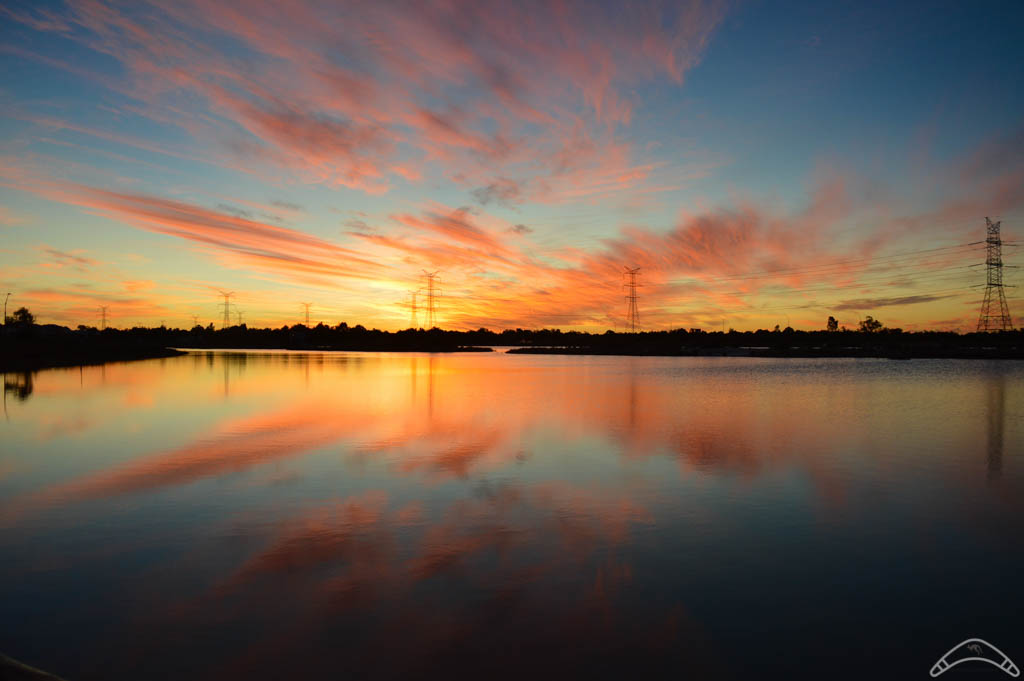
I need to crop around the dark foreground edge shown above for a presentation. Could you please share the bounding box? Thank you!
[0,653,67,681]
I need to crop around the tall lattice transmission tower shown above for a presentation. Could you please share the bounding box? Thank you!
[301,302,312,326]
[422,271,439,328]
[99,305,109,330]
[217,290,234,328]
[976,217,1014,332]
[623,267,641,332]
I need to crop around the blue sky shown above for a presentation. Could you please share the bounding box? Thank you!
[1,0,1022,330]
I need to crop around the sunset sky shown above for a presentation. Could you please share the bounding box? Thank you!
[1,0,1022,331]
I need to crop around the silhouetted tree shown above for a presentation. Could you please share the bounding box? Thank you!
[859,316,883,333]
[827,316,839,332]
[11,307,34,325]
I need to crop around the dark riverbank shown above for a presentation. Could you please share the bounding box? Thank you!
[2,322,1021,371]
[507,346,1024,359]
[2,344,186,372]
[505,327,1024,359]
[0,323,492,372]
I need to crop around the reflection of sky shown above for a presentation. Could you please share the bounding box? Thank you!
[1,353,1023,678]
[1,1,1023,331]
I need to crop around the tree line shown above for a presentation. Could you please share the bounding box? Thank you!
[2,306,1022,369]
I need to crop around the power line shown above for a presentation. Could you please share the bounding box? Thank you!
[704,264,979,298]
[675,273,976,308]
[674,284,977,318]
[656,263,985,319]
[651,252,985,316]
[666,243,981,286]
[518,263,976,331]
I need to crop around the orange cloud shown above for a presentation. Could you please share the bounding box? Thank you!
[2,134,1020,331]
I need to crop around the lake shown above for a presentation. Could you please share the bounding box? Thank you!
[2,352,1022,679]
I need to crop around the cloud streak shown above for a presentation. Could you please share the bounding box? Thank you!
[6,0,727,199]
[0,157,1011,331]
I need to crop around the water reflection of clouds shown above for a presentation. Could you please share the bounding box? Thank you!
[7,400,376,511]
[9,353,1020,519]
[126,481,682,680]
[4,353,1022,679]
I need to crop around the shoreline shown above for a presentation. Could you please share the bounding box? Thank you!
[3,322,1022,372]
[0,347,187,373]
[506,346,1024,359]
[4,344,1023,373]
[174,345,494,354]
[1,346,497,373]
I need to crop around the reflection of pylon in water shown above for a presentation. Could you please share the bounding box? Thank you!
[623,267,641,332]
[987,374,1005,481]
[976,217,1014,331]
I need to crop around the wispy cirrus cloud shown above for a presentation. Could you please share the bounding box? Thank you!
[2,116,1022,330]
[831,294,958,312]
[40,246,99,269]
[5,0,727,199]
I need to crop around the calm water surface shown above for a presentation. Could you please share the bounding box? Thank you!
[2,352,1022,679]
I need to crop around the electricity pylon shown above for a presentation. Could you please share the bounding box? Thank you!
[301,302,312,326]
[422,271,439,329]
[623,267,641,332]
[99,305,109,330]
[976,217,1014,331]
[217,290,234,329]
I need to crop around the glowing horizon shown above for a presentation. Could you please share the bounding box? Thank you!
[1,0,1022,332]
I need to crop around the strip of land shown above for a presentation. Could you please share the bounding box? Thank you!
[2,322,1021,372]
[0,323,493,372]
[503,327,1024,358]
[506,345,1022,359]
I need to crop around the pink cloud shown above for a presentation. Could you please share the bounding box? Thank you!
[2,123,1021,331]
[7,0,728,198]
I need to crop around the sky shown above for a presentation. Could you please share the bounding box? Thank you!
[1,0,1022,332]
